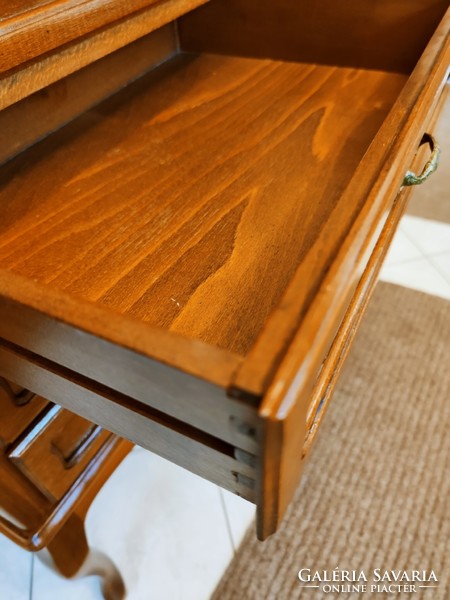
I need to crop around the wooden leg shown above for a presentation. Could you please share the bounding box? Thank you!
[38,512,125,600]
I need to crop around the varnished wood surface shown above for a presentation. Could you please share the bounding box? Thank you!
[0,0,447,545]
[0,0,207,74]
[0,380,48,448]
[0,54,406,358]
[0,26,177,165]
[9,404,110,500]
[0,278,253,451]
[0,343,257,502]
[0,454,51,535]
[180,0,449,74]
[235,7,450,397]
[0,1,206,111]
[255,15,450,537]
[0,432,132,551]
[257,158,415,540]
[41,511,126,599]
[304,83,450,450]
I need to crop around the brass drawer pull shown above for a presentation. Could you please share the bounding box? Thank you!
[402,133,441,186]
[51,423,104,469]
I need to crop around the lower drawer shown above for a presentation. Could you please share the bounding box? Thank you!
[8,404,111,501]
[0,344,256,503]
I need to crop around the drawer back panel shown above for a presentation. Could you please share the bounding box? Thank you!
[179,0,449,73]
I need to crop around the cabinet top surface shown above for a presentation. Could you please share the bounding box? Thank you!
[0,0,160,23]
[0,0,198,74]
[1,0,51,20]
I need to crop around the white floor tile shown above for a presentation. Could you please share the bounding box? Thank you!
[32,557,102,600]
[219,489,255,551]
[382,229,423,266]
[86,449,234,600]
[0,533,32,600]
[380,256,450,300]
[428,252,450,284]
[32,449,234,600]
[400,215,450,256]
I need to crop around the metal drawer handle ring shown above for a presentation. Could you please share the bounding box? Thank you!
[402,133,441,187]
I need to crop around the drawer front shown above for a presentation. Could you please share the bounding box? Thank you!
[0,376,49,449]
[257,77,450,540]
[8,404,111,500]
[304,81,450,456]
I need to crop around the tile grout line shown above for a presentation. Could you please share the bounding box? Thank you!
[427,254,450,286]
[28,553,34,600]
[419,254,450,289]
[382,253,450,279]
[398,218,450,286]
[384,254,429,268]
[218,488,236,555]
[380,261,450,292]
[423,248,450,260]
[401,215,450,257]
[400,219,433,258]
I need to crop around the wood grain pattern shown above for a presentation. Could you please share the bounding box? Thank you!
[0,0,447,545]
[9,404,110,500]
[0,53,406,358]
[0,454,51,535]
[257,160,414,540]
[179,0,449,74]
[0,0,205,74]
[304,83,450,450]
[0,433,132,551]
[235,7,450,398]
[0,25,177,165]
[0,279,254,452]
[0,343,257,502]
[255,23,450,537]
[0,380,48,448]
[0,0,207,111]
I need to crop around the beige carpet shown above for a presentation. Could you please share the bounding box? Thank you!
[213,282,450,600]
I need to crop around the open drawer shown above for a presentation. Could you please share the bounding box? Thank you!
[0,1,448,539]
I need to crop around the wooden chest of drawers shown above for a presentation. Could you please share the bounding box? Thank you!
[0,0,448,540]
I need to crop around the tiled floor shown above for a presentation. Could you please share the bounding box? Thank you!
[380,215,450,300]
[1,109,449,600]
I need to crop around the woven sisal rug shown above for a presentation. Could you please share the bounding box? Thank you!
[213,282,450,600]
